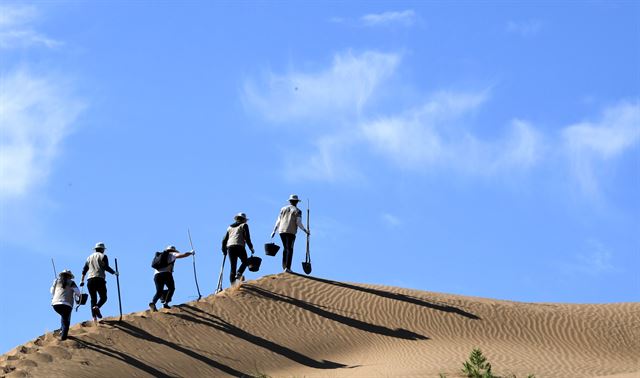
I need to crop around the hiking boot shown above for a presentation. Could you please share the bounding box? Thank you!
[163,303,171,309]
[149,302,157,312]
[284,268,292,273]
[235,273,245,282]
[92,306,102,319]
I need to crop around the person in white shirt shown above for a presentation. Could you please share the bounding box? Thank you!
[149,245,194,311]
[80,242,118,323]
[271,194,309,272]
[50,270,81,340]
[221,212,255,284]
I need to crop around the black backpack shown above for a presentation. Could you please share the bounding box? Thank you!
[151,250,170,269]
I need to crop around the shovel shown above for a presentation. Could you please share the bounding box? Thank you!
[302,199,312,275]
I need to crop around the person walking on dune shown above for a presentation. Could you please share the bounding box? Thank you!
[271,194,309,273]
[80,242,118,323]
[50,269,81,340]
[222,212,255,285]
[149,245,194,311]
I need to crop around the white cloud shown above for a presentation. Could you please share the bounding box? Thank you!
[0,4,61,49]
[283,134,363,182]
[562,101,640,195]
[381,213,401,227]
[361,10,417,27]
[243,51,400,122]
[506,19,542,37]
[560,239,616,276]
[361,90,543,175]
[0,70,84,199]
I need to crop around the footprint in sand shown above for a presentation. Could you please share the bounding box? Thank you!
[29,352,53,364]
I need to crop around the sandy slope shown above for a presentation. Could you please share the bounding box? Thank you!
[1,273,638,378]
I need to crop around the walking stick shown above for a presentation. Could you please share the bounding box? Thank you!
[115,258,123,322]
[215,254,226,294]
[188,229,202,301]
[51,258,57,278]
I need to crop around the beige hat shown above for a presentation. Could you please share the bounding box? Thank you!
[59,269,74,279]
[94,242,106,250]
[164,245,178,252]
[288,194,301,202]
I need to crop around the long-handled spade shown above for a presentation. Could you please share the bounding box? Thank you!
[188,229,202,301]
[302,199,312,275]
[215,254,226,294]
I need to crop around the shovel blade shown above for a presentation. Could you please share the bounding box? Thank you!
[302,262,312,275]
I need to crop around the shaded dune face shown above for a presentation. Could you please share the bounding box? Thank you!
[2,273,638,378]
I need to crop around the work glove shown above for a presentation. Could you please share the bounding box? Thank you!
[190,249,195,255]
[222,250,227,256]
[114,271,119,277]
[250,247,255,255]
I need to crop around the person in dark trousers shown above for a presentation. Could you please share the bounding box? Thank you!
[222,212,255,284]
[80,242,118,324]
[149,245,194,311]
[50,270,81,340]
[271,195,309,272]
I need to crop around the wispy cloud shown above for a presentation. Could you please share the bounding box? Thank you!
[0,4,61,49]
[243,51,400,123]
[361,91,543,174]
[506,19,543,37]
[561,101,640,195]
[361,10,417,27]
[559,239,616,276]
[0,70,85,199]
[381,213,401,227]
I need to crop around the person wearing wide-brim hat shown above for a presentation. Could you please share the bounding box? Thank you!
[271,195,309,273]
[80,242,119,323]
[149,245,194,311]
[222,212,255,284]
[50,270,81,340]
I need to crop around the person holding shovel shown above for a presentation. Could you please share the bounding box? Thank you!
[271,194,309,273]
[222,212,255,284]
[149,245,194,311]
[80,242,118,323]
[50,269,81,340]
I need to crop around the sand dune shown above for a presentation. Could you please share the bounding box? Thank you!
[2,273,638,377]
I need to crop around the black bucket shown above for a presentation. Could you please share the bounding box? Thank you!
[79,293,88,305]
[247,256,262,272]
[302,261,312,275]
[264,243,280,256]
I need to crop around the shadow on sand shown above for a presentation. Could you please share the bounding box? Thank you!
[70,336,174,378]
[294,273,481,320]
[100,320,250,377]
[242,284,429,341]
[170,304,350,370]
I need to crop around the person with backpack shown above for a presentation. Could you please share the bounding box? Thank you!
[149,245,194,311]
[80,242,118,323]
[221,212,255,284]
[50,269,81,340]
[271,195,309,273]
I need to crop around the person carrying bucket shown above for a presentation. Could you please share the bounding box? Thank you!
[50,270,81,340]
[149,245,194,311]
[222,212,255,284]
[80,242,118,323]
[271,195,309,273]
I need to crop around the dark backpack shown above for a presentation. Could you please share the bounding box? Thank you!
[151,250,170,269]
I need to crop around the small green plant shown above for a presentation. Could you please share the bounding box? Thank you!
[462,348,494,378]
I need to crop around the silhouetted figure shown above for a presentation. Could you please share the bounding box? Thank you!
[80,242,118,323]
[271,195,309,272]
[222,212,255,284]
[149,245,194,311]
[50,270,81,340]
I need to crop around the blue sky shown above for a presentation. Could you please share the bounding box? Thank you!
[1,1,638,353]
